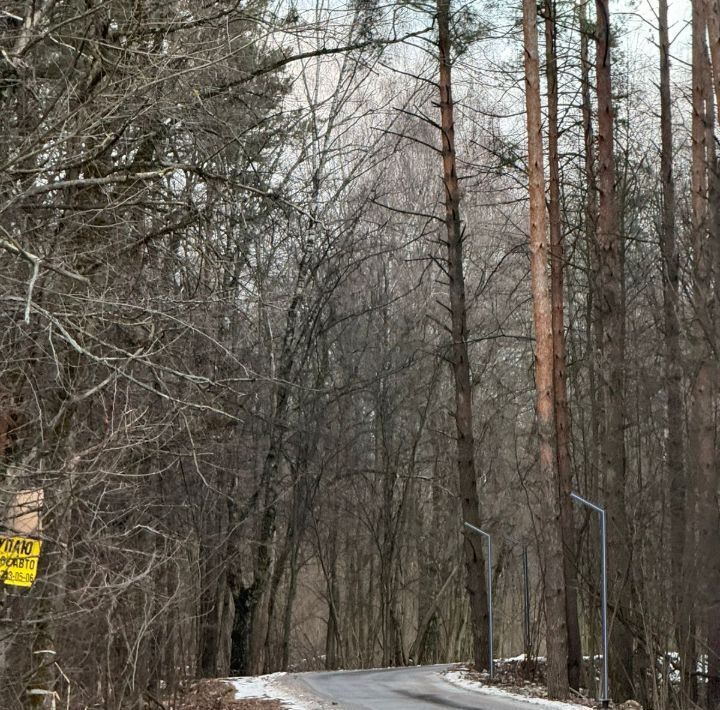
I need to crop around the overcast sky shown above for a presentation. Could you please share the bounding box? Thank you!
[626,0,692,65]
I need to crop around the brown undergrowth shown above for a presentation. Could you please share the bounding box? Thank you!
[462,657,596,707]
[154,679,283,710]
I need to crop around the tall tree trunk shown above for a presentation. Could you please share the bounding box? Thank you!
[324,542,342,671]
[691,6,720,707]
[522,0,569,698]
[199,505,231,677]
[246,444,281,674]
[436,0,490,672]
[703,65,720,710]
[594,0,632,700]
[543,0,582,690]
[578,0,600,506]
[659,0,691,699]
[703,0,720,131]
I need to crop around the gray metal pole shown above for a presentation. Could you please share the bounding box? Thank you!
[599,507,609,707]
[522,546,531,657]
[463,522,493,679]
[570,492,609,707]
[487,534,493,679]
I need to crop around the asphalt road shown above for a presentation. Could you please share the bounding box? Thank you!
[293,664,547,710]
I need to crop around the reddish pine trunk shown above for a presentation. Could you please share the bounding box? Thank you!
[522,0,568,698]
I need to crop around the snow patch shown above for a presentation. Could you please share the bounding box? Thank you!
[501,653,533,663]
[444,670,589,710]
[227,673,308,709]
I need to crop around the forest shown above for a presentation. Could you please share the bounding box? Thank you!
[0,0,718,709]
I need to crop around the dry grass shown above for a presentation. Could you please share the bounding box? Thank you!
[158,679,283,710]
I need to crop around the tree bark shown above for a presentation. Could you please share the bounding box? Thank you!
[522,0,569,698]
[578,0,601,508]
[543,0,582,690]
[691,7,720,707]
[703,0,720,127]
[437,0,490,672]
[594,0,633,700]
[658,0,691,699]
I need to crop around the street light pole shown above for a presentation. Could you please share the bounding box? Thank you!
[570,492,609,707]
[522,545,531,659]
[463,522,493,679]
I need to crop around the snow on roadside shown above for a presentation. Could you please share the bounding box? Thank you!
[226,673,309,709]
[444,670,590,710]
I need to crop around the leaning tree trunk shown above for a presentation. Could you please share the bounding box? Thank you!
[522,0,569,698]
[436,0,490,672]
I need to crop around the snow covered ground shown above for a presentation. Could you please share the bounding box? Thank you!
[227,673,307,709]
[444,670,590,710]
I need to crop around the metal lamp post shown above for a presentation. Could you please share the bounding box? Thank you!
[521,545,531,660]
[463,522,493,679]
[570,491,609,708]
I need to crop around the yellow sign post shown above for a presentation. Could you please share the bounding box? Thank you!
[0,535,42,588]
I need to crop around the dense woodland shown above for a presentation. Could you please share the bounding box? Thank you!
[0,0,718,708]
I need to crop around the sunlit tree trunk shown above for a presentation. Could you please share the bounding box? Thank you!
[522,0,568,698]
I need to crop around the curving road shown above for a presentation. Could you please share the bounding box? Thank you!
[289,664,548,710]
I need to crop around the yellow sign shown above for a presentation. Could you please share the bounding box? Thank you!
[0,536,42,588]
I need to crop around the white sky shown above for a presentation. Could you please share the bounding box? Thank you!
[624,0,692,65]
